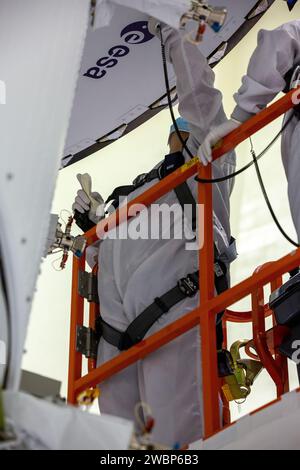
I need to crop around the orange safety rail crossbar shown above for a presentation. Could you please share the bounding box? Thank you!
[68,88,300,440]
[84,88,300,247]
[224,305,272,323]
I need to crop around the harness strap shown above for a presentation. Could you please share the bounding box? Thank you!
[100,271,200,351]
[98,251,231,352]
[173,182,197,231]
[105,151,185,209]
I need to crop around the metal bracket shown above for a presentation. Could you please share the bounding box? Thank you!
[78,270,99,303]
[76,325,98,359]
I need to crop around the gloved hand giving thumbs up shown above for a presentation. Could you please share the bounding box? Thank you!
[72,173,105,232]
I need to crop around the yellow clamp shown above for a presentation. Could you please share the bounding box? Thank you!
[77,388,100,407]
[222,340,263,403]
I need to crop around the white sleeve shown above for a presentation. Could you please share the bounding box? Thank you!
[162,25,224,140]
[232,21,300,123]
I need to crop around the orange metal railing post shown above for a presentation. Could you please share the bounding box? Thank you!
[88,302,99,373]
[67,254,85,404]
[270,276,289,395]
[88,264,100,372]
[198,163,220,438]
[252,285,285,396]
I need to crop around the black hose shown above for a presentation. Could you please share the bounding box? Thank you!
[159,24,294,185]
[250,137,299,248]
[159,24,299,248]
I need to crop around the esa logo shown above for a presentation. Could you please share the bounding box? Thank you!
[84,21,154,80]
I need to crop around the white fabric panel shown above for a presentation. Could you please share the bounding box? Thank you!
[64,0,261,162]
[191,389,300,450]
[2,391,133,450]
[95,0,190,30]
[64,6,176,159]
[0,0,90,389]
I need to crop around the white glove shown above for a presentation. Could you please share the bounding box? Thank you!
[198,119,241,166]
[72,174,105,224]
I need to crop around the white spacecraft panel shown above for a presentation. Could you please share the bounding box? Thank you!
[2,391,133,450]
[192,388,300,450]
[63,0,275,167]
[0,0,90,389]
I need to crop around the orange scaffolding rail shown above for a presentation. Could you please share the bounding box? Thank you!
[68,88,300,441]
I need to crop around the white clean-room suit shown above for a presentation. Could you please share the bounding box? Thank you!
[231,21,300,241]
[96,23,236,447]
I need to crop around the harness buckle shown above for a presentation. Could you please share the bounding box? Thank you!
[214,261,225,278]
[118,331,136,351]
[178,274,198,297]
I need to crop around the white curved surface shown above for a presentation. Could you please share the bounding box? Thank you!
[0,0,90,390]
[63,0,267,164]
[2,391,133,450]
[191,389,300,450]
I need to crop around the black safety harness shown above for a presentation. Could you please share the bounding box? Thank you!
[98,260,231,352]
[95,151,237,352]
[106,151,186,210]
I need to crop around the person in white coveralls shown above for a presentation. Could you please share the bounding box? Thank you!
[200,20,300,244]
[73,19,237,447]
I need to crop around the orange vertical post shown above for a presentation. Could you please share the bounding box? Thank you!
[88,301,99,372]
[198,163,220,438]
[270,276,289,395]
[68,254,85,404]
[252,286,284,396]
[88,264,99,372]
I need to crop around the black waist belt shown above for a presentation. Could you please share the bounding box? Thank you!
[98,261,228,351]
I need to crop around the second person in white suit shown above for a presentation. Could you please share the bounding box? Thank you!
[200,20,300,242]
